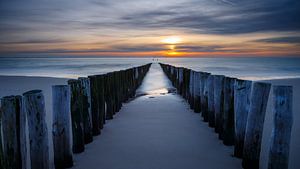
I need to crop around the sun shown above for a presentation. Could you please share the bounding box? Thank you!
[161,36,182,44]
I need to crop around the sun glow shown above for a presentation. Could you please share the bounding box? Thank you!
[161,36,184,56]
[161,36,182,44]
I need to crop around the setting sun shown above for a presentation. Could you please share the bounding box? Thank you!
[161,36,182,44]
[166,51,180,56]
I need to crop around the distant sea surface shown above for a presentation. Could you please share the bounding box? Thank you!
[0,57,300,80]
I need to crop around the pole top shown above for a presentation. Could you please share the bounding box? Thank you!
[23,89,43,96]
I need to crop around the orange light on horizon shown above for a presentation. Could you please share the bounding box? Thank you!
[165,51,185,56]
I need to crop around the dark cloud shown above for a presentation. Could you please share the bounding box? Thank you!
[0,44,166,54]
[254,36,300,44]
[1,0,299,35]
[118,0,300,34]
[110,44,165,52]
[174,45,221,52]
[0,39,68,45]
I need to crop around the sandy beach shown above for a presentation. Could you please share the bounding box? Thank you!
[0,64,299,169]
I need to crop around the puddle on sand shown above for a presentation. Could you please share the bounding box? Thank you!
[135,87,176,98]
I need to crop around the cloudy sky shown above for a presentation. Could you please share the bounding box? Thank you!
[0,0,299,57]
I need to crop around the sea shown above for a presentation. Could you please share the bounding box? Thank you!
[0,57,300,80]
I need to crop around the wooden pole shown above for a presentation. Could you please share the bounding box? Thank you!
[201,72,210,122]
[1,96,20,169]
[96,75,105,128]
[213,75,225,137]
[207,75,215,127]
[0,107,3,169]
[175,67,179,89]
[110,73,116,116]
[268,86,293,169]
[242,82,271,169]
[1,96,26,169]
[178,68,184,96]
[189,70,194,109]
[23,90,49,169]
[234,79,252,158]
[104,73,113,120]
[79,77,93,144]
[193,72,201,113]
[184,69,191,100]
[17,96,27,169]
[222,77,235,146]
[88,75,101,135]
[68,80,85,153]
[114,72,122,112]
[52,85,73,169]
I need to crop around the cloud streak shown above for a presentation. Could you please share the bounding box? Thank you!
[254,36,300,44]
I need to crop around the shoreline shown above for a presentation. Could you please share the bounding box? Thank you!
[2,74,300,81]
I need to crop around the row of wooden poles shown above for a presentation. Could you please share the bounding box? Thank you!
[159,63,293,169]
[0,63,151,169]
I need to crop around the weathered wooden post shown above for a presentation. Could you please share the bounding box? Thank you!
[1,96,22,169]
[268,86,293,169]
[242,82,271,169]
[234,79,252,158]
[115,71,120,112]
[193,72,201,113]
[52,85,73,169]
[88,75,101,135]
[189,70,195,109]
[170,67,175,85]
[23,90,49,169]
[119,71,124,103]
[207,75,215,127]
[127,69,133,98]
[104,73,114,120]
[182,68,186,97]
[175,67,180,89]
[79,77,93,144]
[213,75,225,137]
[174,68,178,88]
[222,77,235,145]
[200,72,210,121]
[184,69,191,100]
[17,96,27,169]
[0,108,3,168]
[110,72,116,116]
[123,70,128,100]
[1,96,27,169]
[178,68,184,95]
[115,72,122,112]
[68,80,85,153]
[98,75,106,127]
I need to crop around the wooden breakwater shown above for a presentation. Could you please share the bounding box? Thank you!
[160,63,293,169]
[0,63,151,169]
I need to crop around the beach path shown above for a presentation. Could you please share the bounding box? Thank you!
[72,63,241,169]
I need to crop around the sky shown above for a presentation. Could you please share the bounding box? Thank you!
[0,0,299,57]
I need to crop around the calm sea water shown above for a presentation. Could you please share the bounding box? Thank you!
[0,57,299,80]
